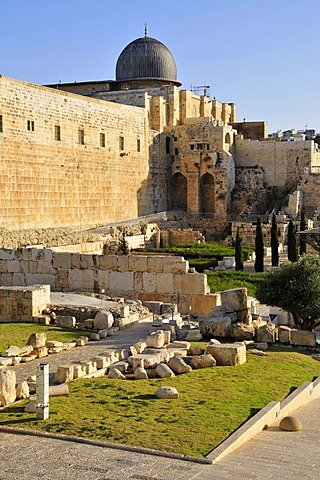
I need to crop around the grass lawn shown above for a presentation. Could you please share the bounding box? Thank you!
[0,323,86,355]
[207,271,265,297]
[1,348,319,457]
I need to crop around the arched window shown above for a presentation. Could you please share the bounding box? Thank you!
[225,132,231,144]
[200,173,215,214]
[169,173,187,211]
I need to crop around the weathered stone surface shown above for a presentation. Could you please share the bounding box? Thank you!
[26,333,47,348]
[190,354,216,369]
[185,329,203,341]
[205,343,246,366]
[80,361,96,374]
[166,347,188,358]
[54,365,74,384]
[11,356,21,365]
[256,342,268,351]
[133,341,147,354]
[108,368,126,380]
[163,330,171,345]
[169,340,191,349]
[128,354,160,369]
[20,354,37,362]
[84,319,94,329]
[0,369,16,406]
[278,326,292,343]
[108,361,129,374]
[134,367,148,380]
[256,324,276,343]
[93,356,108,369]
[93,310,114,330]
[0,357,13,367]
[90,333,100,341]
[62,342,76,351]
[231,323,255,340]
[156,386,179,399]
[5,345,33,357]
[290,330,316,347]
[155,363,175,378]
[16,381,30,399]
[190,345,202,355]
[279,416,302,431]
[98,329,108,338]
[146,331,165,349]
[168,356,192,374]
[249,349,268,356]
[199,316,232,337]
[76,336,89,347]
[32,346,48,358]
[220,288,247,312]
[46,341,64,348]
[132,357,145,370]
[209,339,221,345]
[73,364,86,378]
[56,316,76,328]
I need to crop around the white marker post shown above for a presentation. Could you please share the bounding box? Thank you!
[36,363,49,420]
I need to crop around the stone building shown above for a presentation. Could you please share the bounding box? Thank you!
[0,31,320,232]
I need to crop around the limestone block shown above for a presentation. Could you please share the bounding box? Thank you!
[76,336,89,347]
[190,354,216,369]
[71,254,81,269]
[25,273,55,287]
[156,273,174,294]
[46,341,64,348]
[190,293,221,317]
[163,257,189,274]
[174,273,208,295]
[108,361,129,374]
[48,347,63,354]
[146,256,164,273]
[117,255,129,272]
[98,270,109,290]
[20,354,37,363]
[98,255,118,271]
[133,271,143,291]
[90,333,100,341]
[144,347,171,363]
[73,364,86,379]
[133,341,147,354]
[250,349,268,356]
[231,323,255,341]
[155,363,175,378]
[0,249,15,260]
[256,324,276,343]
[35,315,51,325]
[25,398,37,413]
[16,381,30,399]
[170,340,191,349]
[108,368,126,379]
[128,255,148,272]
[13,273,26,286]
[166,347,188,357]
[220,288,248,312]
[163,330,171,345]
[290,330,316,347]
[142,272,158,293]
[54,365,74,384]
[109,271,134,292]
[128,354,160,369]
[80,254,94,269]
[199,316,232,337]
[120,304,130,318]
[156,386,179,399]
[135,367,148,379]
[32,347,48,358]
[146,331,165,349]
[223,256,236,269]
[7,261,20,273]
[80,361,96,374]
[279,416,302,432]
[132,357,145,370]
[0,369,16,406]
[62,342,76,350]
[52,252,72,270]
[84,319,94,329]
[278,325,292,343]
[256,342,268,351]
[93,310,114,330]
[190,345,202,355]
[143,300,162,314]
[168,356,192,374]
[94,356,108,369]
[98,329,109,338]
[56,316,76,328]
[5,346,21,357]
[11,356,22,365]
[205,343,247,366]
[185,329,203,341]
[0,357,13,367]
[27,333,47,348]
[68,269,94,291]
[237,309,251,324]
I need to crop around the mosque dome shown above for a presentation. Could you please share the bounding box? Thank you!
[115,35,180,86]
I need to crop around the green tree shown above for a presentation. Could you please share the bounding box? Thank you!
[256,255,320,330]
[254,217,264,272]
[299,210,307,256]
[235,228,244,271]
[118,231,129,255]
[271,214,279,267]
[287,219,298,262]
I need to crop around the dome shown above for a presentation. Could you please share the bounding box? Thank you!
[116,36,180,85]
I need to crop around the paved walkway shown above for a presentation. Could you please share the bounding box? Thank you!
[1,397,320,479]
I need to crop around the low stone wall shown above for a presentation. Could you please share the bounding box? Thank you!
[0,249,220,316]
[0,285,50,323]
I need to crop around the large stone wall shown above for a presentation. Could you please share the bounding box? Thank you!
[0,76,168,230]
[0,248,219,316]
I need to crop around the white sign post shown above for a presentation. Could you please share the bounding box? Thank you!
[36,363,49,420]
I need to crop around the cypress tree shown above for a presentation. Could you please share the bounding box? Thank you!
[287,219,298,262]
[271,213,279,267]
[118,231,129,255]
[254,217,264,272]
[300,210,307,256]
[235,227,244,271]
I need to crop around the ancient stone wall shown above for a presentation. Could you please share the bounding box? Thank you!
[230,121,268,140]
[231,222,287,246]
[0,76,169,230]
[0,248,219,316]
[0,285,50,323]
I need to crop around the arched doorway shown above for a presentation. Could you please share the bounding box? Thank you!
[200,173,215,213]
[169,173,187,211]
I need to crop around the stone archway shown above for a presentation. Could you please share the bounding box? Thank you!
[169,173,187,211]
[200,172,215,213]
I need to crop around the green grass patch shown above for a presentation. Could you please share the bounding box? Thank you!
[207,271,265,297]
[1,350,319,457]
[0,323,85,355]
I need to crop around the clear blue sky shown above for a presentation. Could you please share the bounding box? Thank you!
[1,0,319,133]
